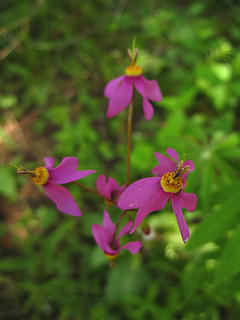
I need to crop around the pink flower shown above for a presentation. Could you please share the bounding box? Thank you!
[96,174,126,205]
[118,148,197,242]
[31,157,96,216]
[104,63,162,120]
[92,210,142,260]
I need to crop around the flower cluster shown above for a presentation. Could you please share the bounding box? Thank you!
[18,45,197,263]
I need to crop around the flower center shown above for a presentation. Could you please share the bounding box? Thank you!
[161,172,183,194]
[32,167,49,185]
[105,253,119,260]
[125,63,142,76]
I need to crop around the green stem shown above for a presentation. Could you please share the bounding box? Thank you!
[126,101,133,186]
[72,181,102,198]
[112,210,127,240]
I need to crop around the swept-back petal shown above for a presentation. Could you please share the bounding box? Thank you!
[102,210,116,237]
[119,221,133,238]
[48,157,95,184]
[179,191,197,212]
[108,176,120,192]
[121,241,142,254]
[134,75,162,101]
[143,78,162,101]
[166,148,179,162]
[104,75,125,98]
[43,183,81,216]
[131,188,170,234]
[44,157,55,169]
[96,174,110,198]
[92,225,118,255]
[107,77,133,118]
[183,160,194,172]
[134,76,145,97]
[152,152,176,176]
[142,98,154,120]
[171,194,190,242]
[118,177,160,210]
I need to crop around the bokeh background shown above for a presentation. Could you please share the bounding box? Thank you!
[1,0,240,319]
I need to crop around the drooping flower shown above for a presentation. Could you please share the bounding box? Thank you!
[92,210,142,260]
[17,157,96,216]
[104,49,162,120]
[96,174,126,205]
[118,148,197,242]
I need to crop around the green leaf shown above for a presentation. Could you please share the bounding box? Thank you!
[188,190,240,249]
[0,166,17,200]
[0,95,17,109]
[105,257,149,302]
[215,223,240,283]
[200,160,213,211]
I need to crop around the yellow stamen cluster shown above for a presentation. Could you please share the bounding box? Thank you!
[125,63,142,76]
[105,253,119,261]
[32,167,49,185]
[161,172,183,194]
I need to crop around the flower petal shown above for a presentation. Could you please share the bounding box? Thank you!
[121,241,142,254]
[134,75,162,101]
[96,174,110,198]
[184,160,195,172]
[134,76,146,97]
[107,77,133,118]
[166,148,179,162]
[143,98,154,120]
[92,225,118,255]
[152,152,176,176]
[119,221,133,238]
[171,194,190,242]
[44,157,55,169]
[142,77,162,101]
[102,210,116,237]
[131,188,170,234]
[43,183,81,216]
[118,177,161,210]
[104,75,125,98]
[108,176,120,192]
[48,157,95,184]
[180,191,197,212]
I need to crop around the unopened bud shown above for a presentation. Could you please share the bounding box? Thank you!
[141,225,151,235]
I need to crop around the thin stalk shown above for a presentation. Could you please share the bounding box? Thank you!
[112,210,127,240]
[126,101,133,186]
[72,181,102,197]
[72,182,117,207]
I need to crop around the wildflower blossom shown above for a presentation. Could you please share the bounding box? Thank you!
[104,50,162,120]
[17,157,96,216]
[96,174,125,205]
[92,210,142,260]
[118,148,197,242]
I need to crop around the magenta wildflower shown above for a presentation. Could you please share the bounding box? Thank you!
[118,148,197,242]
[92,210,142,260]
[104,62,162,120]
[19,157,96,216]
[96,174,126,205]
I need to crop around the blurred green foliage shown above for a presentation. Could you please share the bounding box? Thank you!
[0,0,240,319]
